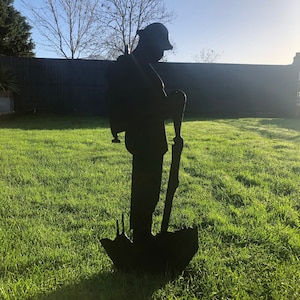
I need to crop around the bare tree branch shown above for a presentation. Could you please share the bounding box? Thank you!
[192,49,223,63]
[22,0,103,59]
[98,0,176,59]
[21,0,175,60]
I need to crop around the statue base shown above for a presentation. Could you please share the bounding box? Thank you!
[101,227,198,274]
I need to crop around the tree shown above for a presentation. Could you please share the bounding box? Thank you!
[23,0,103,59]
[23,0,175,60]
[0,0,35,57]
[192,48,222,63]
[99,0,176,59]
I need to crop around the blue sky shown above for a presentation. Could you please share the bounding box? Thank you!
[14,0,300,65]
[165,0,300,64]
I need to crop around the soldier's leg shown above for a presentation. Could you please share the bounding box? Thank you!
[130,154,163,243]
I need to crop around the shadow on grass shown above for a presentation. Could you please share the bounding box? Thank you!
[259,118,300,132]
[255,118,300,141]
[34,271,172,300]
[0,113,110,130]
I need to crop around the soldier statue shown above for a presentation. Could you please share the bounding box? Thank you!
[106,23,185,244]
[103,23,197,273]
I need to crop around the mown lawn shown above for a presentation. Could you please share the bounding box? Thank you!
[0,114,299,299]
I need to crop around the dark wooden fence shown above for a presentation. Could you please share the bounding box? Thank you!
[156,62,298,117]
[0,56,298,117]
[0,57,110,115]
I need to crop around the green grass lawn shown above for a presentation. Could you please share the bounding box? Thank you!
[0,114,299,299]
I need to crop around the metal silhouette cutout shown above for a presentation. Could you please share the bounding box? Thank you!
[101,23,198,273]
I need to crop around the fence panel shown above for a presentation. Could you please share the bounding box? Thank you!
[0,56,297,117]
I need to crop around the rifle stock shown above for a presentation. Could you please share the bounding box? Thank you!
[161,91,186,232]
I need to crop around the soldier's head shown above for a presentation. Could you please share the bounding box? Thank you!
[136,23,173,62]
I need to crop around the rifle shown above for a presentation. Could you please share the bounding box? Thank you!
[161,90,186,233]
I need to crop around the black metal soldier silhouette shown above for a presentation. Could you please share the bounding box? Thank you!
[102,23,198,273]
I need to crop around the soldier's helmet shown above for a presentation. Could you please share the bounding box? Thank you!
[137,23,173,50]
